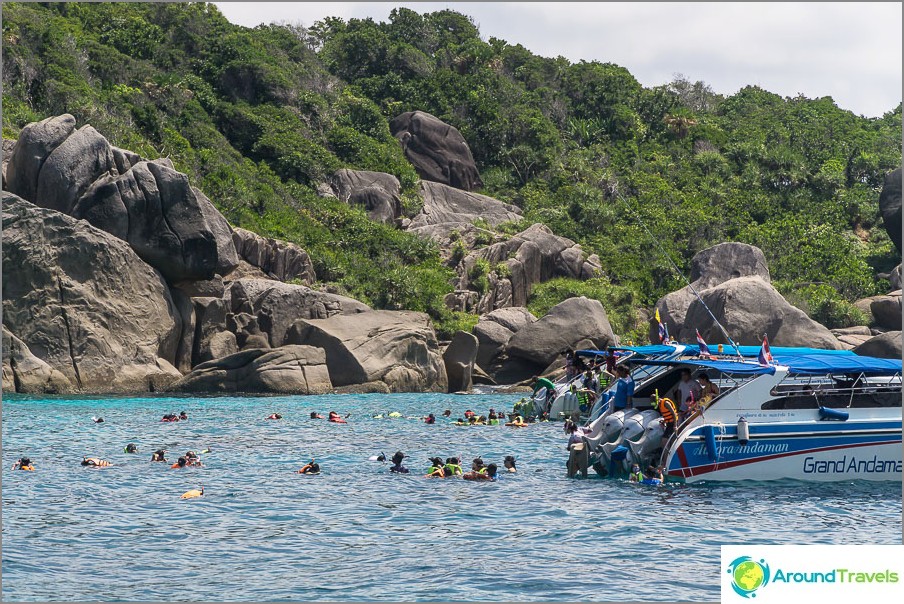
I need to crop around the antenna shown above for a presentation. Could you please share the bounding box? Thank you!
[611,189,743,359]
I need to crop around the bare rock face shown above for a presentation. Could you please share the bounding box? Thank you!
[473,320,514,370]
[328,169,402,224]
[852,331,902,359]
[231,228,315,284]
[2,326,74,394]
[408,180,521,234]
[6,114,239,282]
[2,193,182,392]
[2,137,17,187]
[443,330,479,393]
[458,224,599,312]
[652,242,771,342]
[869,291,902,331]
[228,278,369,348]
[879,168,902,252]
[483,307,537,333]
[170,345,332,394]
[679,276,841,349]
[390,110,482,191]
[288,310,447,392]
[506,297,616,368]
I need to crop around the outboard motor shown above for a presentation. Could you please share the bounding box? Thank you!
[627,412,665,468]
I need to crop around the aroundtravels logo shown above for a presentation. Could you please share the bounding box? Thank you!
[727,556,771,598]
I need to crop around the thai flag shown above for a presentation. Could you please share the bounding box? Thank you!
[696,329,712,356]
[758,335,774,366]
[655,308,667,343]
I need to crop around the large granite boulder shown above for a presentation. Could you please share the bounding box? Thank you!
[2,193,182,392]
[869,291,902,331]
[831,326,873,350]
[473,320,514,370]
[72,161,234,281]
[679,276,841,349]
[2,326,74,394]
[852,331,902,359]
[2,137,16,187]
[443,330,479,393]
[483,307,537,333]
[328,169,402,224]
[879,168,902,252]
[288,310,447,392]
[506,297,617,368]
[652,242,771,341]
[170,345,332,394]
[228,278,369,347]
[231,227,315,284]
[458,224,600,312]
[389,110,482,191]
[6,114,239,281]
[408,180,521,233]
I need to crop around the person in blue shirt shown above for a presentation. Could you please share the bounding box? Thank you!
[610,365,635,411]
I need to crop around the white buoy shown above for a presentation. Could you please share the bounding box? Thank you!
[737,417,750,446]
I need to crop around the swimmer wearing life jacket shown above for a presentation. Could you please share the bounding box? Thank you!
[124,443,139,454]
[629,463,643,482]
[389,451,409,474]
[505,415,527,427]
[161,414,178,422]
[387,411,402,418]
[463,463,498,481]
[503,456,517,473]
[81,457,111,467]
[185,451,202,467]
[443,457,463,477]
[327,411,347,424]
[266,413,282,420]
[424,413,436,424]
[171,457,188,469]
[151,449,168,462]
[464,410,475,419]
[453,417,468,426]
[13,457,35,471]
[298,459,320,474]
[640,465,664,485]
[426,457,446,478]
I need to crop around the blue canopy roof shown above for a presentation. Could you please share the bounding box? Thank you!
[630,355,901,376]
[608,344,855,357]
[631,358,776,375]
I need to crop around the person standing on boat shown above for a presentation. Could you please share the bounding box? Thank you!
[697,373,720,407]
[653,394,679,449]
[531,375,557,412]
[672,369,702,421]
[609,365,635,412]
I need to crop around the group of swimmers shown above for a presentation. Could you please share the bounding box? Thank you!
[161,411,189,422]
[383,451,517,481]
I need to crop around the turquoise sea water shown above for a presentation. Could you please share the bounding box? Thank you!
[2,393,901,602]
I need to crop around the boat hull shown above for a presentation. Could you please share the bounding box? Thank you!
[666,421,902,482]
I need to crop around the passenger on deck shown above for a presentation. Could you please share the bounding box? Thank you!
[389,451,410,474]
[672,369,702,421]
[607,365,635,413]
[564,348,577,379]
[571,383,596,415]
[426,457,446,478]
[653,395,679,448]
[697,373,720,407]
[605,349,617,375]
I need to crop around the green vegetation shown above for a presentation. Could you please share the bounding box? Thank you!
[2,3,900,341]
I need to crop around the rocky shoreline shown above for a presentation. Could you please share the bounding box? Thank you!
[2,114,901,396]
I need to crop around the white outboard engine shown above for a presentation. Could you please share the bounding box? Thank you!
[627,411,665,468]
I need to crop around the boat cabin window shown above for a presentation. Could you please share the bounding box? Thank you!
[762,388,901,409]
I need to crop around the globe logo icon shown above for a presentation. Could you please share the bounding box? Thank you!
[727,556,770,598]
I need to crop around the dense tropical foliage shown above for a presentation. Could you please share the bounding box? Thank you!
[3,3,900,339]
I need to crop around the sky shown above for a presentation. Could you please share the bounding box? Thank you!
[214,2,902,118]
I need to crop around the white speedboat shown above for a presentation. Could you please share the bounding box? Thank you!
[585,353,902,482]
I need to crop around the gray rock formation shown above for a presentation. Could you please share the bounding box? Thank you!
[869,291,902,331]
[2,326,74,393]
[879,168,902,252]
[228,278,369,347]
[473,320,514,370]
[328,169,402,224]
[5,114,77,203]
[458,224,600,312]
[679,276,841,349]
[482,307,537,333]
[2,193,182,392]
[389,110,482,191]
[231,227,315,284]
[443,330,479,393]
[506,297,616,368]
[2,137,16,187]
[652,242,771,342]
[852,331,902,359]
[408,180,521,234]
[831,326,873,350]
[288,310,447,392]
[170,345,332,394]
